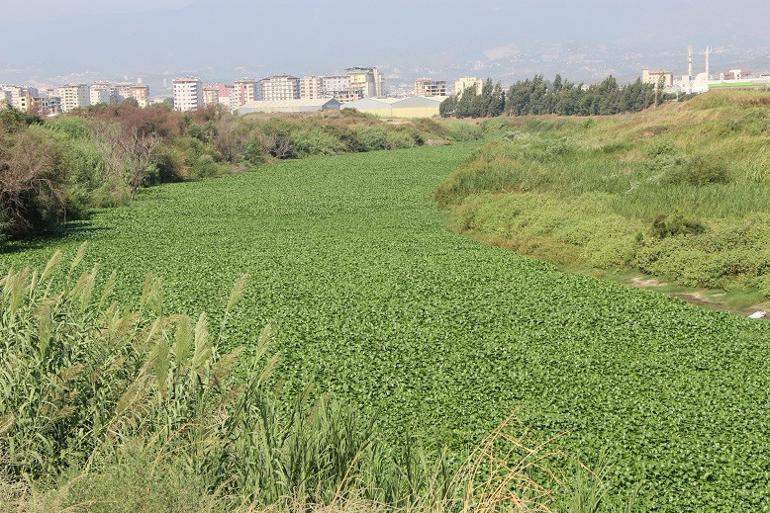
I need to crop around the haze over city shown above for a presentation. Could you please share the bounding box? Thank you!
[3,0,770,92]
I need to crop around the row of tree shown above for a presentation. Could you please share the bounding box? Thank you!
[441,75,664,118]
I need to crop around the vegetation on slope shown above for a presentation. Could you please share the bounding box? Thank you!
[0,103,470,240]
[2,145,770,510]
[437,91,770,300]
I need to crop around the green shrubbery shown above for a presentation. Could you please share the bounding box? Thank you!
[0,104,456,240]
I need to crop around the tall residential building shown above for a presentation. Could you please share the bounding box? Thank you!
[260,75,300,101]
[345,67,382,98]
[114,84,150,107]
[415,79,447,97]
[56,84,90,112]
[454,76,484,96]
[203,85,220,106]
[172,77,203,112]
[90,82,116,105]
[233,79,259,107]
[300,76,324,99]
[0,85,37,112]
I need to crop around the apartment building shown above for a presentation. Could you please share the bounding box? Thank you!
[454,76,484,96]
[260,75,300,101]
[56,84,90,112]
[415,79,447,97]
[114,84,150,107]
[345,67,382,98]
[90,82,116,105]
[300,76,324,99]
[203,85,220,106]
[32,96,62,116]
[0,85,37,111]
[233,79,260,107]
[172,77,203,112]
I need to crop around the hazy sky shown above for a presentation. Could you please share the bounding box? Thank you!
[2,0,770,87]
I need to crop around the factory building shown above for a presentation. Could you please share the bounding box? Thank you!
[343,96,446,118]
[237,98,341,115]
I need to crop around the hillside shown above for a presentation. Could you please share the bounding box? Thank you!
[437,91,770,309]
[3,143,770,511]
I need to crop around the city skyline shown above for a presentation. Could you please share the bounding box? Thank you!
[2,0,770,90]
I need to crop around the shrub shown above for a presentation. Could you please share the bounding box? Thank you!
[663,155,730,186]
[651,214,706,239]
[0,126,71,237]
[291,127,346,157]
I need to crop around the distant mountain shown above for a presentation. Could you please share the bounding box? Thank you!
[2,0,769,90]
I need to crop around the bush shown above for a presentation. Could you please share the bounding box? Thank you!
[291,127,346,157]
[0,126,71,237]
[664,155,730,186]
[651,214,706,239]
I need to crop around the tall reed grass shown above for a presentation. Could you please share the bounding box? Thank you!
[0,248,619,513]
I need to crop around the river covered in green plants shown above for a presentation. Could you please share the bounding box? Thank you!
[2,144,770,511]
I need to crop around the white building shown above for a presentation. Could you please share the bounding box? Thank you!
[56,84,90,112]
[90,83,116,105]
[172,77,203,112]
[260,75,300,101]
[454,76,484,96]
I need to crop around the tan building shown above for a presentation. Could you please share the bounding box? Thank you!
[300,76,324,99]
[642,69,674,88]
[415,79,447,97]
[56,84,90,112]
[346,67,382,98]
[203,86,220,106]
[454,76,484,96]
[114,84,150,107]
[260,75,300,101]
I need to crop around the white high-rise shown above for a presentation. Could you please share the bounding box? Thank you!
[56,85,90,112]
[172,77,203,112]
[260,75,300,101]
[90,83,116,105]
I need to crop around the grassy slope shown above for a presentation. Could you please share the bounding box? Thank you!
[2,144,770,510]
[437,91,770,306]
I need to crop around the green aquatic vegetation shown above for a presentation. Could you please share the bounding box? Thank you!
[2,144,770,511]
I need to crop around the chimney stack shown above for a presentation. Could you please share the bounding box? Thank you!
[705,46,711,79]
[688,46,694,79]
